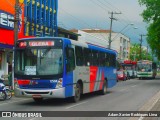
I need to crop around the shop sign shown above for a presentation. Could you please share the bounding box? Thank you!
[0,10,14,30]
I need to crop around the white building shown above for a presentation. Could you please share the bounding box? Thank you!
[70,29,131,61]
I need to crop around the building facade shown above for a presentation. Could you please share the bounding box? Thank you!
[0,0,58,78]
[70,29,131,61]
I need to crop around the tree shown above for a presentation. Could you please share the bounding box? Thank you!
[138,0,160,60]
[129,43,152,61]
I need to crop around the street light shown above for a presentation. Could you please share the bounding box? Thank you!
[111,23,135,42]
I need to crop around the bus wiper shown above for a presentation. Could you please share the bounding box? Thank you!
[41,47,52,57]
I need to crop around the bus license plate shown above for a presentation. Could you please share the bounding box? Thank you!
[32,95,42,98]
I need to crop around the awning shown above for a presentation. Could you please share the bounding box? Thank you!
[0,43,13,49]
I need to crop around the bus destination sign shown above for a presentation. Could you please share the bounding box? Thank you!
[29,41,54,47]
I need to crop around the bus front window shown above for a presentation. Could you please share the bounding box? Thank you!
[137,64,152,72]
[15,48,63,76]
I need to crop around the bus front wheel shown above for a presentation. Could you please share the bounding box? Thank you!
[72,83,81,103]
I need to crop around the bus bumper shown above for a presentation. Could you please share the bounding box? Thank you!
[14,87,66,98]
[137,75,153,78]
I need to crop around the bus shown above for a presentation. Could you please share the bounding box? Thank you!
[121,60,137,78]
[14,37,117,102]
[137,60,157,79]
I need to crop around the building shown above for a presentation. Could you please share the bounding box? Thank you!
[0,0,58,78]
[70,29,131,61]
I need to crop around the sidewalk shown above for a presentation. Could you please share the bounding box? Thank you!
[143,99,160,120]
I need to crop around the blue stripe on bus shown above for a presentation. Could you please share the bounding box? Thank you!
[104,67,117,88]
[64,72,74,97]
[62,38,74,97]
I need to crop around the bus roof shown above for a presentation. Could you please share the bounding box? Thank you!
[137,60,152,64]
[18,37,117,55]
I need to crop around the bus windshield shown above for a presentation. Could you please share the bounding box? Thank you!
[15,48,63,76]
[137,63,152,72]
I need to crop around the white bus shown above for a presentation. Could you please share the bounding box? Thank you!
[137,60,157,79]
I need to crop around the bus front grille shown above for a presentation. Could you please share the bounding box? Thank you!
[25,92,49,94]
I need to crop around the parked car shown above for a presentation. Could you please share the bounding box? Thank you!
[117,70,127,81]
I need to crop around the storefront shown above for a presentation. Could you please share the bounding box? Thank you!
[0,0,58,79]
[0,0,24,78]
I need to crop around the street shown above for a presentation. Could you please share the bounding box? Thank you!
[0,77,160,120]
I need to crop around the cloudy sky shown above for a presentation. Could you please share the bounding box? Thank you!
[58,0,148,45]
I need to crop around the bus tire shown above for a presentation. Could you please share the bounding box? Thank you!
[5,89,12,99]
[0,91,6,101]
[99,80,107,95]
[72,83,81,103]
[33,98,43,103]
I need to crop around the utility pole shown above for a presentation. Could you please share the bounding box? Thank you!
[108,12,121,49]
[139,34,143,60]
[14,0,19,46]
[139,34,146,60]
[146,45,148,60]
[12,0,19,90]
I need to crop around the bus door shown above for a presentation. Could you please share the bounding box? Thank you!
[64,46,75,97]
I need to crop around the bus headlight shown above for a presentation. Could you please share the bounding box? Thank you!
[55,78,63,88]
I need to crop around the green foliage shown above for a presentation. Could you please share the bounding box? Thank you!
[129,43,152,61]
[138,0,160,60]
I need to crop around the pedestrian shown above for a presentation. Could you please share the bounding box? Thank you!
[8,72,12,90]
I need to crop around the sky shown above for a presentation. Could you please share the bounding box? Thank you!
[58,0,148,46]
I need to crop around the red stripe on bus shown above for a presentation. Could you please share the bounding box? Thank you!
[100,71,105,90]
[90,66,98,92]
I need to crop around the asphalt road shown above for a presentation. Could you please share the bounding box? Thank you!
[1,77,160,120]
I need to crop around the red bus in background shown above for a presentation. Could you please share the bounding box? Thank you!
[121,60,137,78]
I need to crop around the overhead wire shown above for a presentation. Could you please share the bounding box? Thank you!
[59,7,109,42]
[93,0,146,42]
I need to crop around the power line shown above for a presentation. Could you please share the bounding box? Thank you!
[59,7,109,41]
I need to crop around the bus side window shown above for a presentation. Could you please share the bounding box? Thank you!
[99,52,105,67]
[66,47,75,72]
[75,46,84,66]
[105,53,109,66]
[84,48,91,66]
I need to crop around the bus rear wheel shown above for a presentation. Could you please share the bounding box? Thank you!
[99,80,107,95]
[72,83,81,102]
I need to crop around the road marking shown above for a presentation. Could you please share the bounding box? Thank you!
[131,85,137,87]
[120,88,128,91]
[138,116,144,120]
[0,98,31,106]
[120,85,137,91]
[65,101,88,109]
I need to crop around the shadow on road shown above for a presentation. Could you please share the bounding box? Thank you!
[18,91,113,106]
